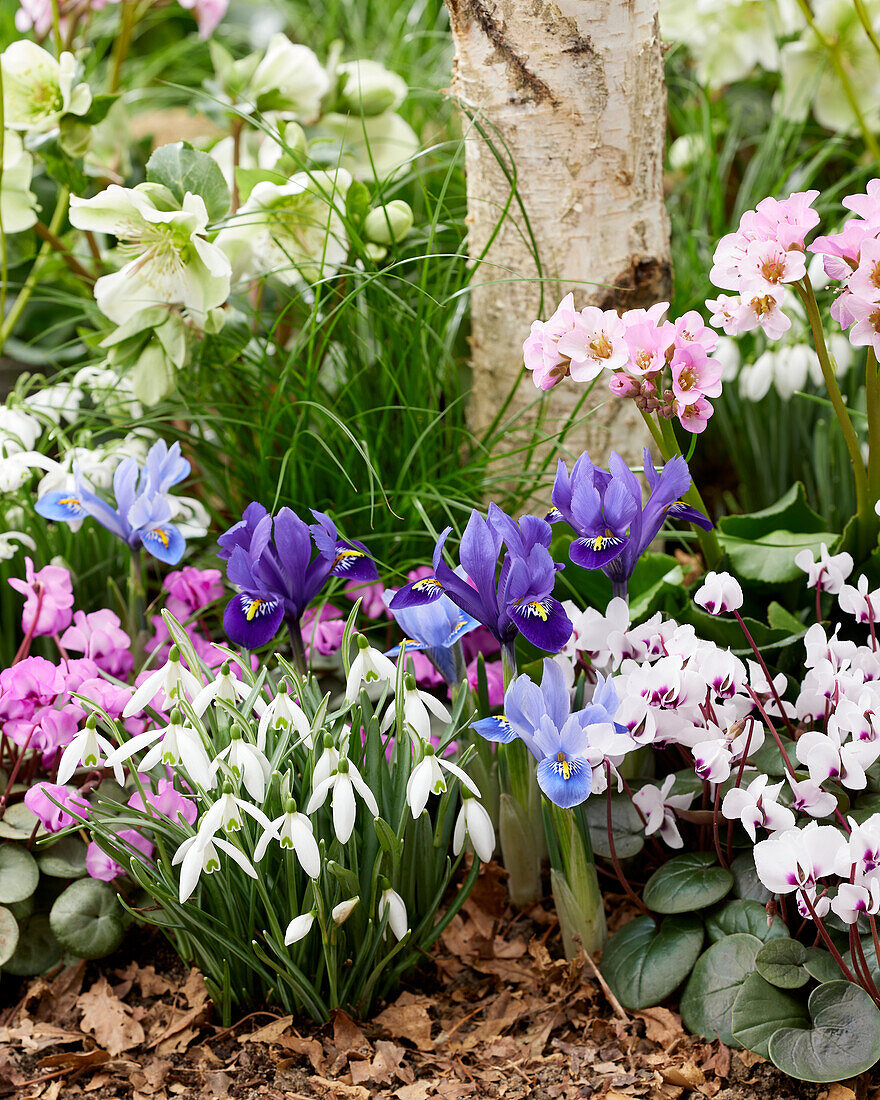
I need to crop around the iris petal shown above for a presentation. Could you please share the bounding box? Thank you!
[536,752,592,808]
[508,596,572,652]
[223,593,285,649]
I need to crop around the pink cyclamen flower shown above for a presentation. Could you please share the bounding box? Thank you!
[523,292,578,390]
[128,778,198,825]
[87,829,154,882]
[556,307,628,381]
[301,604,347,658]
[8,557,74,637]
[466,656,504,707]
[24,782,89,832]
[60,609,133,678]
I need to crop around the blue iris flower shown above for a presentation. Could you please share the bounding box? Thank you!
[383,583,478,685]
[550,448,712,596]
[389,504,572,655]
[472,659,632,808]
[35,440,190,565]
[217,502,378,650]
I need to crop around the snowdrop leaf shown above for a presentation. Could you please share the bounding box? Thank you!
[50,878,124,959]
[642,852,733,914]
[768,981,880,1083]
[680,933,762,1046]
[326,860,360,897]
[603,914,704,1010]
[755,937,809,989]
[0,906,20,967]
[0,846,39,904]
[730,852,771,903]
[731,972,810,1059]
[147,142,230,222]
[3,913,61,976]
[37,834,88,879]
[705,900,788,943]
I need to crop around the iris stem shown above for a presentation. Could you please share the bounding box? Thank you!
[287,620,307,676]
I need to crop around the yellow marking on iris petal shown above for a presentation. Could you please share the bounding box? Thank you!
[152,527,170,548]
[333,548,365,570]
[245,598,265,621]
[413,577,443,593]
[58,497,81,507]
[557,752,571,780]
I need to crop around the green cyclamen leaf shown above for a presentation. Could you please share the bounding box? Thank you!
[731,972,810,1059]
[680,934,763,1047]
[642,852,733,914]
[602,914,704,1010]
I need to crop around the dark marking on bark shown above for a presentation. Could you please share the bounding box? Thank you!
[596,257,673,312]
[445,0,558,105]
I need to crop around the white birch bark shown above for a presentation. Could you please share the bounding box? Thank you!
[446,0,671,466]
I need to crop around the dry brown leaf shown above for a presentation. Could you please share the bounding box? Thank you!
[77,975,145,1056]
[182,969,208,1010]
[309,1075,370,1099]
[0,1021,85,1053]
[240,1015,293,1044]
[37,1050,111,1071]
[635,1007,683,1046]
[395,1084,436,1100]
[277,1034,326,1074]
[375,995,433,1051]
[827,1087,857,1100]
[333,1009,370,1056]
[661,1061,705,1088]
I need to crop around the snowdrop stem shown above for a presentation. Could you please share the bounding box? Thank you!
[855,0,880,66]
[49,0,63,54]
[312,891,339,1008]
[737,617,797,738]
[800,889,858,985]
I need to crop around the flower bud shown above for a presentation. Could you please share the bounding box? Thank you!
[339,60,407,116]
[284,911,315,944]
[332,896,359,924]
[364,201,414,246]
[379,886,409,941]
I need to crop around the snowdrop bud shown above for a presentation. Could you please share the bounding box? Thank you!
[332,897,359,924]
[379,883,409,941]
[169,645,181,662]
[694,571,743,615]
[453,794,496,864]
[85,713,97,729]
[284,912,315,945]
[364,201,414,246]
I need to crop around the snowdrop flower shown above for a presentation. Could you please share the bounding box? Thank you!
[332,897,359,924]
[345,634,397,704]
[0,406,40,452]
[306,758,379,844]
[406,743,480,818]
[191,661,266,719]
[632,775,695,848]
[453,794,496,863]
[796,717,880,790]
[694,571,743,615]
[173,833,257,904]
[284,911,316,945]
[381,674,451,740]
[795,542,854,594]
[839,575,880,624]
[257,682,313,751]
[210,729,271,801]
[68,181,231,325]
[379,884,409,941]
[107,710,214,789]
[0,449,57,493]
[312,734,341,789]
[721,774,796,841]
[0,530,35,561]
[1,131,38,233]
[57,715,124,785]
[198,784,274,840]
[122,646,202,717]
[787,776,838,819]
[1,41,92,133]
[753,822,846,898]
[254,800,321,878]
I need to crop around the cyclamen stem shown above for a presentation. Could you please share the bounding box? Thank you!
[746,686,797,779]
[870,915,880,980]
[12,585,44,665]
[604,766,649,916]
[735,610,797,738]
[800,890,859,985]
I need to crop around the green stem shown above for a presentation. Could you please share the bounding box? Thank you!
[796,279,871,552]
[868,349,880,506]
[0,187,70,354]
[0,61,6,333]
[109,0,137,93]
[50,0,63,55]
[854,0,880,68]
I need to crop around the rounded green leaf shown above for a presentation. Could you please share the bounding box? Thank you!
[803,948,843,985]
[705,899,788,943]
[37,834,88,879]
[680,933,762,1046]
[49,879,124,960]
[0,802,45,840]
[0,845,39,903]
[642,852,733,914]
[146,142,231,221]
[768,981,880,1083]
[755,937,809,989]
[603,914,704,1010]
[585,794,645,859]
[730,852,771,902]
[0,905,20,966]
[731,972,810,1058]
[3,913,61,976]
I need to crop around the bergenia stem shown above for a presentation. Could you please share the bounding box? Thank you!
[867,349,880,507]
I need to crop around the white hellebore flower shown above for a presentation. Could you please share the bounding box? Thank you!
[69,181,231,325]
[254,801,321,879]
[453,795,496,864]
[721,774,796,842]
[257,682,314,751]
[122,646,203,717]
[694,571,743,615]
[381,675,450,741]
[284,911,316,945]
[209,730,272,801]
[106,709,213,789]
[57,716,124,785]
[332,897,359,924]
[1,41,92,133]
[379,885,409,941]
[248,35,330,123]
[632,775,695,849]
[173,832,257,904]
[1,131,38,233]
[345,634,396,704]
[306,758,379,844]
[217,170,351,287]
[338,60,407,116]
[406,743,480,819]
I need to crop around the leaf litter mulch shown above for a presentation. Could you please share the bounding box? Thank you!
[1,865,876,1100]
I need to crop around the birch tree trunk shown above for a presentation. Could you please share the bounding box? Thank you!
[446,0,671,466]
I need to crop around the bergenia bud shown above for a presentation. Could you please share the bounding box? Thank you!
[694,571,743,615]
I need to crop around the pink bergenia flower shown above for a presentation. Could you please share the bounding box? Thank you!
[810,219,867,280]
[8,557,74,637]
[177,0,228,37]
[849,297,880,353]
[737,287,792,340]
[674,396,714,434]
[556,307,628,381]
[128,778,197,825]
[608,372,640,397]
[846,237,880,303]
[742,190,820,251]
[302,604,346,658]
[344,579,390,621]
[672,310,718,355]
[669,344,722,405]
[24,782,90,832]
[622,315,675,377]
[86,829,154,882]
[523,292,578,390]
[842,178,880,220]
[60,609,133,678]
[742,240,806,290]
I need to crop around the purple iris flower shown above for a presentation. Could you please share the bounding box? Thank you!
[389,504,572,655]
[550,448,711,596]
[36,440,190,565]
[472,659,633,808]
[383,585,478,685]
[218,503,377,651]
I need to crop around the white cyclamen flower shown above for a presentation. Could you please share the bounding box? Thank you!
[122,647,203,717]
[306,758,379,844]
[694,571,743,615]
[753,822,846,898]
[344,634,397,704]
[379,886,409,941]
[1,131,38,233]
[69,181,231,325]
[173,833,257,904]
[721,774,796,841]
[406,744,480,819]
[631,775,694,849]
[1,42,92,133]
[254,803,321,879]
[453,796,496,863]
[284,911,316,945]
[210,732,272,801]
[795,542,854,594]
